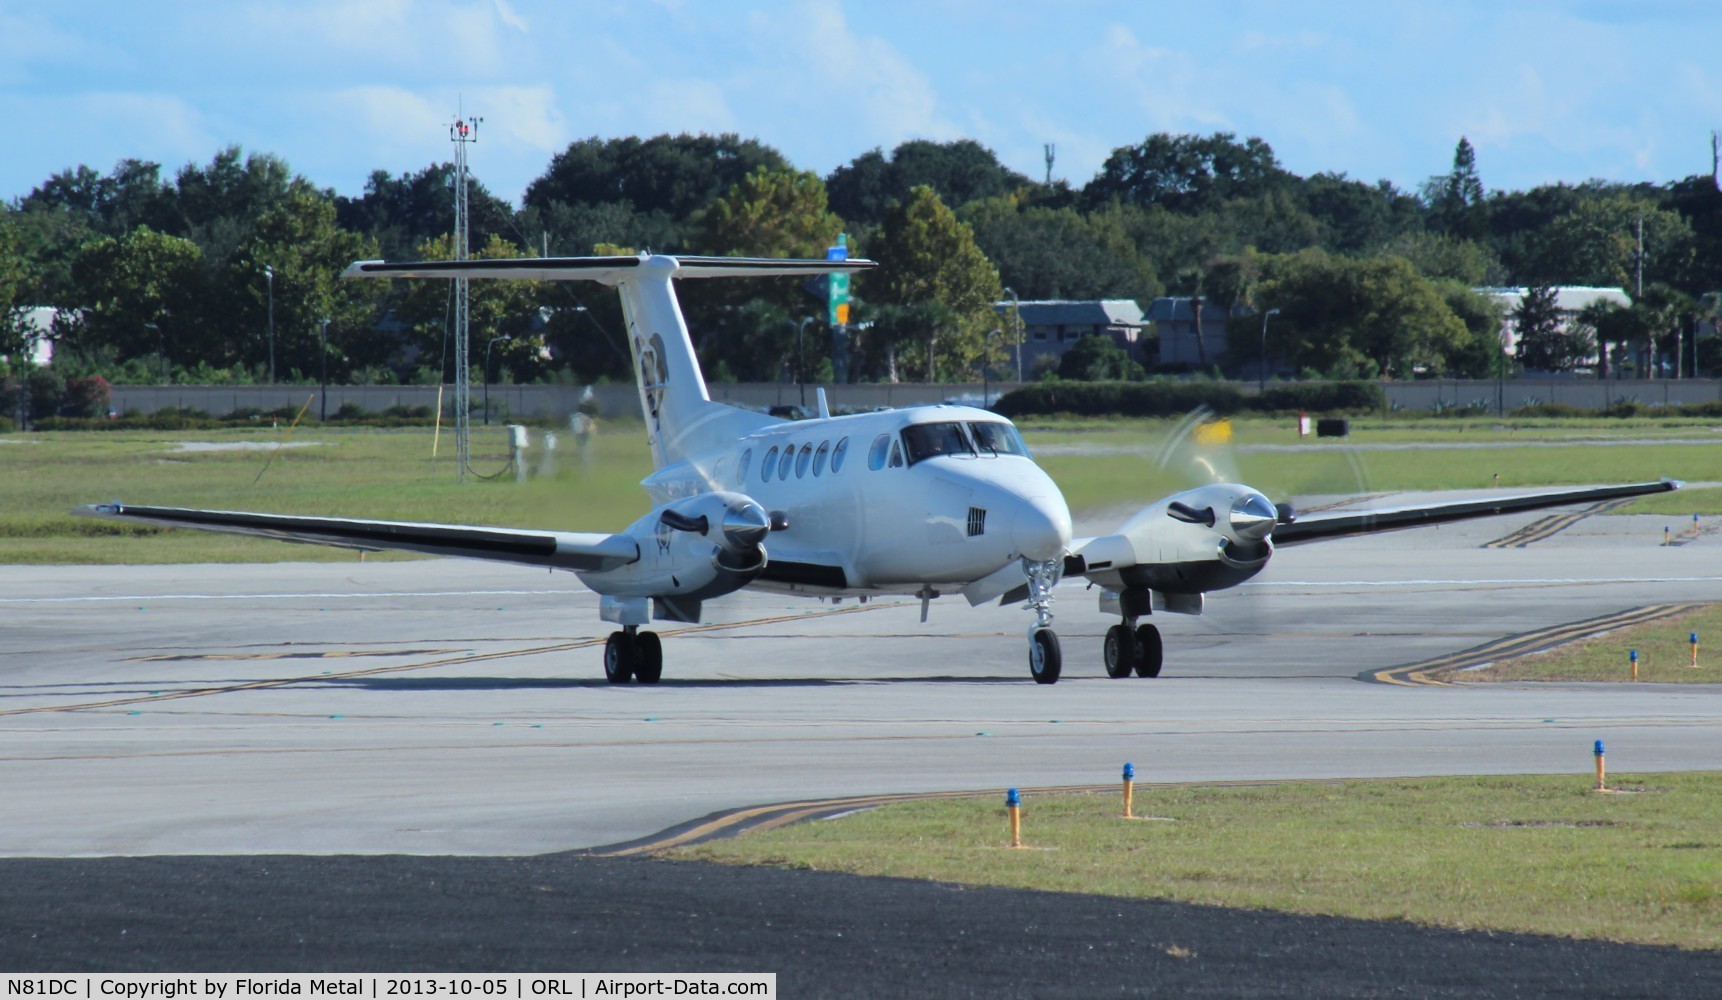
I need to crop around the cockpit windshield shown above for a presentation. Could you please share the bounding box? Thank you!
[968,422,1031,458]
[900,422,976,465]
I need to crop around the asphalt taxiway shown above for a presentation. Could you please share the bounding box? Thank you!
[3,504,1720,857]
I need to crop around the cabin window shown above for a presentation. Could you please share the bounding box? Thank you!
[867,434,890,471]
[795,443,813,478]
[812,440,830,476]
[761,446,778,482]
[968,422,1031,458]
[778,445,796,480]
[737,448,753,484]
[831,436,849,473]
[888,441,904,468]
[901,422,976,465]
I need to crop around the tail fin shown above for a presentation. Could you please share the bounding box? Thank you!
[345,254,875,468]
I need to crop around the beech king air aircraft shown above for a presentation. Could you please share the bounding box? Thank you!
[77,253,1678,684]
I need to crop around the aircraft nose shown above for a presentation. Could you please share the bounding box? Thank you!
[1011,493,1072,563]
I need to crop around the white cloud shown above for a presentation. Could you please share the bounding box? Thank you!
[740,4,959,154]
[490,0,529,33]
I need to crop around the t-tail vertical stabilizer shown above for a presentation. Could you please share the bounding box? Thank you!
[344,253,876,470]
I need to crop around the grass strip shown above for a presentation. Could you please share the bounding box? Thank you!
[1466,604,1722,683]
[673,772,1722,949]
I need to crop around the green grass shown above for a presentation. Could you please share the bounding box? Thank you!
[0,424,652,564]
[674,773,1722,949]
[4,415,1718,564]
[1467,604,1722,683]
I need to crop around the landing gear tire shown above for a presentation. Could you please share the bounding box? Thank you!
[1029,629,1063,684]
[603,631,636,684]
[1104,624,1137,678]
[1134,623,1164,678]
[634,631,663,685]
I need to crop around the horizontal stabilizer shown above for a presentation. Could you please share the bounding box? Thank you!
[343,254,876,283]
[71,503,639,572]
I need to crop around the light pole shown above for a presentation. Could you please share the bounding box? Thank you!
[318,319,331,422]
[796,316,815,408]
[145,321,166,383]
[983,328,1002,407]
[1004,286,1022,382]
[264,265,275,384]
[484,334,512,425]
[1258,307,1280,392]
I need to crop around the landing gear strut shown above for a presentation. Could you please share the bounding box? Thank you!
[1024,557,1063,684]
[604,626,663,685]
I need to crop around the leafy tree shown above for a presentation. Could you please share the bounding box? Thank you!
[1512,284,1590,371]
[1057,333,1142,381]
[1575,299,1645,379]
[1635,283,1695,377]
[54,226,208,373]
[228,188,383,379]
[1434,281,1507,378]
[686,165,846,380]
[1530,195,1694,290]
[389,233,552,384]
[1377,232,1503,285]
[826,140,1033,227]
[1423,137,1485,238]
[336,164,516,261]
[1085,133,1293,214]
[961,198,1160,302]
[694,166,844,259]
[1250,250,1469,378]
[870,186,1002,381]
[0,215,32,359]
[516,199,678,257]
[523,133,786,243]
[1302,173,1422,253]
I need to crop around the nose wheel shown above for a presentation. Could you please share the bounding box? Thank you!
[1029,628,1062,684]
[604,626,664,684]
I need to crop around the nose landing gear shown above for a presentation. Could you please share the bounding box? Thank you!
[1024,557,1063,684]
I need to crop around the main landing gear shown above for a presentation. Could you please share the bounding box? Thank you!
[1104,621,1163,679]
[604,625,663,685]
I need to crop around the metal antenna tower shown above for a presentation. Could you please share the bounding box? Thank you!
[450,113,481,480]
[1044,144,1055,186]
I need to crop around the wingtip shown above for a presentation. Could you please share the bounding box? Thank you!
[71,502,123,517]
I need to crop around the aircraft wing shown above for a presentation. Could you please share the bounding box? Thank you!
[1271,479,1679,546]
[70,503,639,572]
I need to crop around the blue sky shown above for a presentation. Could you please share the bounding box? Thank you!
[5,1,1722,208]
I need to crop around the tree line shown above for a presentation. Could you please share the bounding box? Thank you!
[3,131,1721,392]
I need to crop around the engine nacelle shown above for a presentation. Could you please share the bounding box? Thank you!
[576,491,770,602]
[1079,483,1280,595]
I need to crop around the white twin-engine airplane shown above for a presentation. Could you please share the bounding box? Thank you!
[77,254,1678,684]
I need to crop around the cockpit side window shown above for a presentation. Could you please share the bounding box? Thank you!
[968,422,1031,458]
[867,434,890,471]
[900,422,976,465]
[888,440,904,468]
